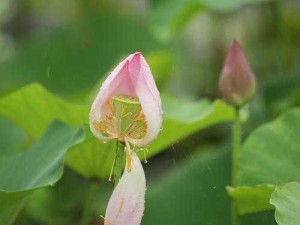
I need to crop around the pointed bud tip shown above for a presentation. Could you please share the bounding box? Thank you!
[219,40,256,107]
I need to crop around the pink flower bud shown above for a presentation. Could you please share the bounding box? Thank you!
[90,52,163,147]
[104,152,146,225]
[219,41,256,107]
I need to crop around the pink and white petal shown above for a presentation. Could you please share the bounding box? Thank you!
[90,55,136,142]
[125,53,162,146]
[128,53,162,111]
[136,53,162,110]
[104,152,146,225]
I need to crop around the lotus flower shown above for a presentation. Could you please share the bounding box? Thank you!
[219,40,256,107]
[90,52,162,225]
[90,52,162,147]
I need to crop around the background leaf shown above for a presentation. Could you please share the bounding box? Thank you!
[0,121,84,191]
[239,108,300,186]
[0,192,29,225]
[0,121,84,224]
[143,149,231,225]
[66,94,234,179]
[0,83,88,139]
[270,182,300,225]
[0,83,234,179]
[0,13,160,96]
[227,185,275,214]
[231,108,300,214]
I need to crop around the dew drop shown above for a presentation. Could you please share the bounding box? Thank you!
[144,160,148,163]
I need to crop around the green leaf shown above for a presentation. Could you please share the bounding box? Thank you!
[143,149,231,225]
[270,182,300,225]
[0,83,88,139]
[0,84,234,179]
[0,121,84,192]
[66,95,234,179]
[239,108,300,186]
[0,121,84,224]
[143,146,277,225]
[0,192,29,225]
[227,185,276,214]
[0,13,160,96]
[150,95,234,153]
[232,108,300,214]
[0,118,28,156]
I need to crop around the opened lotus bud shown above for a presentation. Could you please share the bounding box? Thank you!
[90,52,163,225]
[90,52,162,147]
[219,40,256,107]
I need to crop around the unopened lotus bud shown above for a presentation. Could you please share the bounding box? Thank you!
[219,41,256,107]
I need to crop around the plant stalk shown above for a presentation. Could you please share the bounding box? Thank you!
[113,141,126,187]
[231,106,241,225]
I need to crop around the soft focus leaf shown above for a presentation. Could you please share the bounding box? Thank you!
[0,121,84,192]
[0,192,29,225]
[270,182,300,225]
[0,84,234,179]
[0,118,28,156]
[0,13,159,96]
[146,51,175,89]
[143,147,276,225]
[143,149,231,225]
[227,185,275,214]
[232,108,300,213]
[0,83,88,139]
[238,108,300,186]
[150,95,234,153]
[0,121,84,225]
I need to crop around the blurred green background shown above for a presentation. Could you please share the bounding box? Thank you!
[0,0,299,224]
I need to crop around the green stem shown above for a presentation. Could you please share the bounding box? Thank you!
[113,141,126,187]
[79,181,99,225]
[231,106,241,225]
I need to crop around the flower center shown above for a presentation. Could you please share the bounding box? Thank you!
[93,95,147,142]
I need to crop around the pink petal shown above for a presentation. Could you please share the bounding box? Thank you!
[104,152,146,225]
[90,52,162,146]
[219,40,256,106]
[127,53,162,146]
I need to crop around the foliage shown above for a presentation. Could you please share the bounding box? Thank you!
[270,182,300,225]
[0,122,84,225]
[0,0,299,224]
[228,108,300,214]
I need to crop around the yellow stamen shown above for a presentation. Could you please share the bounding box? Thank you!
[125,139,133,172]
[93,95,147,142]
[100,215,116,225]
[108,155,117,182]
[143,148,148,163]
